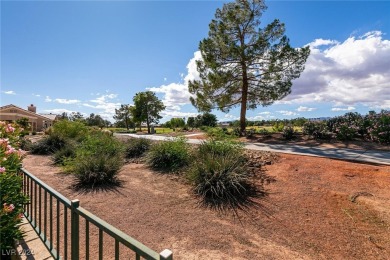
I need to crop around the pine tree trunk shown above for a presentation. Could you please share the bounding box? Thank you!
[240,64,248,136]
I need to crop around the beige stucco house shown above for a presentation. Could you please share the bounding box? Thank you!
[0,104,58,132]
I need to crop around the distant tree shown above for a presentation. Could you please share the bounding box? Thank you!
[113,104,134,130]
[85,113,106,128]
[132,91,165,134]
[187,117,196,129]
[188,0,310,135]
[201,112,218,127]
[60,112,69,120]
[69,112,85,122]
[169,118,186,129]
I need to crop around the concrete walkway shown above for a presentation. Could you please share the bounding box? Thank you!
[117,133,390,166]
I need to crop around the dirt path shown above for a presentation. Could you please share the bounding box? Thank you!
[23,154,390,259]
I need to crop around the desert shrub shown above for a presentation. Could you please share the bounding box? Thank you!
[327,112,364,140]
[231,127,241,137]
[52,142,77,166]
[246,128,256,138]
[147,137,191,172]
[366,111,390,144]
[272,121,285,132]
[30,133,67,155]
[257,128,270,135]
[67,132,124,186]
[206,127,235,140]
[197,139,243,156]
[282,125,295,140]
[52,120,88,141]
[0,122,29,251]
[302,121,332,140]
[124,138,151,158]
[19,137,33,151]
[187,140,259,210]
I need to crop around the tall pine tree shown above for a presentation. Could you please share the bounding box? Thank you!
[189,0,310,134]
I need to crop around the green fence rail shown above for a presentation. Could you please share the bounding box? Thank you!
[21,168,173,260]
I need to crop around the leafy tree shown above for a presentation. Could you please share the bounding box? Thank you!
[85,113,106,128]
[169,118,186,129]
[132,91,165,134]
[60,112,69,120]
[188,0,310,134]
[200,112,218,127]
[187,117,196,129]
[113,104,134,130]
[69,112,85,122]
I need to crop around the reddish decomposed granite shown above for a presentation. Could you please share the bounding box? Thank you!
[22,153,390,260]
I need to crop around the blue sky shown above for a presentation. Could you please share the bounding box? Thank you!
[1,0,390,123]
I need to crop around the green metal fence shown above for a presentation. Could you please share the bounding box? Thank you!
[21,168,173,260]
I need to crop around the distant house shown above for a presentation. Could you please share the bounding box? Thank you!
[0,104,58,131]
[217,121,231,127]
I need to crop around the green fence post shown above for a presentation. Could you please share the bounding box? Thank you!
[159,249,173,260]
[71,199,80,260]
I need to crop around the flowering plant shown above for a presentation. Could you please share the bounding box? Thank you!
[366,111,390,144]
[0,122,29,250]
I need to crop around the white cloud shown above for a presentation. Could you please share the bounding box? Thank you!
[45,96,52,102]
[33,94,41,97]
[331,106,355,111]
[286,31,390,109]
[3,90,16,95]
[296,106,316,112]
[247,115,265,120]
[224,114,239,120]
[83,93,121,120]
[277,110,299,116]
[54,98,80,104]
[148,51,202,111]
[309,39,339,48]
[148,83,193,111]
[164,77,167,82]
[42,108,75,114]
[258,111,271,115]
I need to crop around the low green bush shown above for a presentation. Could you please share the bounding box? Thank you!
[367,111,390,144]
[257,128,270,136]
[124,138,151,158]
[147,137,191,172]
[19,137,33,151]
[30,133,67,155]
[272,121,285,132]
[52,143,77,166]
[53,120,88,141]
[187,140,259,210]
[282,125,295,140]
[206,127,233,140]
[302,121,332,140]
[66,132,124,186]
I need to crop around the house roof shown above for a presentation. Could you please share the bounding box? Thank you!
[39,114,58,121]
[0,104,54,121]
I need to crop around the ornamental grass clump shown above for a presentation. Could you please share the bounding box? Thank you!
[147,137,191,172]
[30,133,67,155]
[0,122,29,251]
[124,138,151,158]
[187,140,262,210]
[66,132,124,187]
[52,141,77,166]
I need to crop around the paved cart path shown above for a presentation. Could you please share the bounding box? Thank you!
[117,133,390,165]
